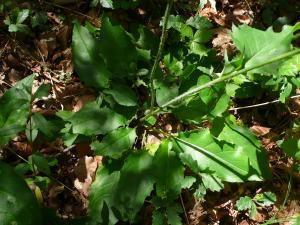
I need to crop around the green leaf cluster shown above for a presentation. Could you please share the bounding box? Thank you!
[236,192,276,219]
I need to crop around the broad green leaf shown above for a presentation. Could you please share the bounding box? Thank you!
[136,25,159,53]
[192,29,213,44]
[99,0,114,8]
[90,152,154,224]
[91,127,136,159]
[153,140,186,199]
[31,113,57,140]
[56,110,74,121]
[280,138,300,159]
[167,15,193,38]
[186,15,213,30]
[279,82,292,103]
[217,120,271,180]
[104,83,138,106]
[210,93,230,117]
[166,204,182,225]
[278,53,300,76]
[155,80,179,107]
[0,125,25,145]
[172,96,209,122]
[173,75,228,122]
[0,162,42,225]
[25,125,38,143]
[33,83,51,99]
[113,152,155,222]
[201,173,224,192]
[173,130,249,182]
[225,83,239,97]
[152,209,165,225]
[181,176,196,189]
[236,196,257,219]
[16,9,29,24]
[89,168,120,225]
[253,192,276,207]
[190,42,208,57]
[291,214,300,225]
[72,22,111,89]
[163,53,184,75]
[30,152,51,176]
[231,24,294,75]
[65,101,126,136]
[0,74,34,146]
[98,16,137,76]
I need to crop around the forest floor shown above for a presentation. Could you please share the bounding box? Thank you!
[1,0,300,224]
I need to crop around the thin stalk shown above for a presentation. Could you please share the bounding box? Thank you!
[142,48,300,121]
[149,0,174,112]
[6,147,75,193]
[281,161,294,209]
[229,94,300,111]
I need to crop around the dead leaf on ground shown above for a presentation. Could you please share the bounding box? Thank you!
[74,156,102,196]
[233,7,253,25]
[212,28,235,56]
[250,125,271,137]
[72,95,96,112]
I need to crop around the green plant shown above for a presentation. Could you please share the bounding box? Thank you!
[1,1,300,224]
[3,6,48,34]
[236,192,276,220]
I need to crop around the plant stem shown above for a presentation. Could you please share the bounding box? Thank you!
[229,94,300,111]
[149,0,173,113]
[142,48,300,120]
[162,48,300,108]
[6,147,75,193]
[281,161,294,209]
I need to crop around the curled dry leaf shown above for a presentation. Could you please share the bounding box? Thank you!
[199,6,226,26]
[74,156,102,196]
[233,7,253,25]
[212,28,235,56]
[72,95,96,112]
[250,125,271,137]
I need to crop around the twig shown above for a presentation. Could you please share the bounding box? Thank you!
[229,94,300,111]
[6,146,75,193]
[42,1,95,21]
[180,193,190,225]
[149,0,174,112]
[281,161,294,209]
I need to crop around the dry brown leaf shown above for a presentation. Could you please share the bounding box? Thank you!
[72,95,96,112]
[6,54,21,68]
[74,156,102,196]
[8,68,22,85]
[233,7,252,25]
[250,125,271,137]
[212,28,235,56]
[56,25,71,49]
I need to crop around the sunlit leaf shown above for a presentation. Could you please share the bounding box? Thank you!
[91,127,136,159]
[72,22,111,89]
[65,101,126,136]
